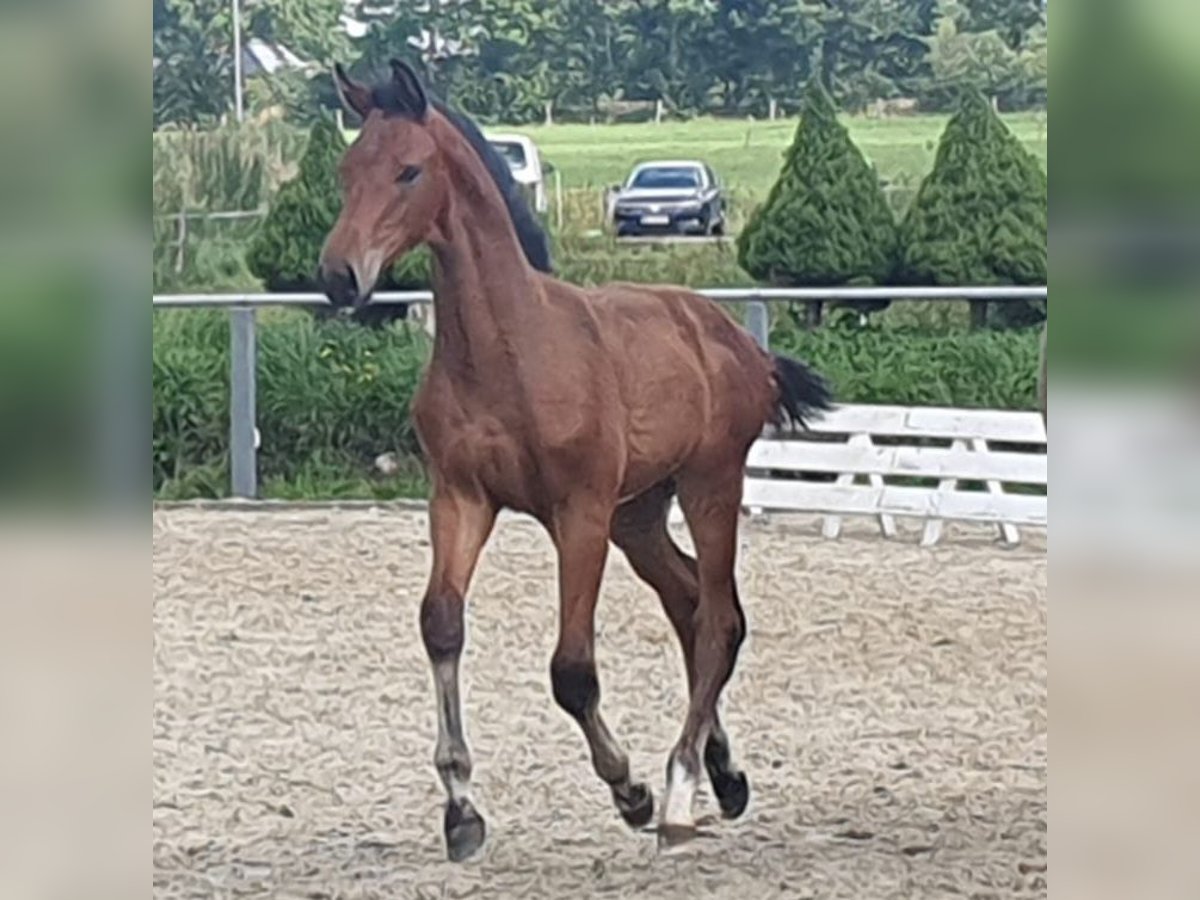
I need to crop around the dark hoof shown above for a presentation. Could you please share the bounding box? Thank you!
[444,800,486,862]
[713,769,750,819]
[616,782,654,829]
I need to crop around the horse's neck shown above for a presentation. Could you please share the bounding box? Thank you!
[426,123,539,366]
[428,217,539,366]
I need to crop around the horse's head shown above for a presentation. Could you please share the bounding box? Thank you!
[319,60,445,309]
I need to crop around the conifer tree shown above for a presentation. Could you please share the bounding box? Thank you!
[898,89,1046,325]
[738,79,897,289]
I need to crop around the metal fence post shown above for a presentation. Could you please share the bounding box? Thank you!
[746,299,770,351]
[229,306,258,498]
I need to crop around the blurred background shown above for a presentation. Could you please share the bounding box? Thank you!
[0,0,1198,896]
[1052,3,1200,898]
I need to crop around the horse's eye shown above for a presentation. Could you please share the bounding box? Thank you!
[397,165,422,185]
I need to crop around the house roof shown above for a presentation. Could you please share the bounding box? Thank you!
[241,38,309,76]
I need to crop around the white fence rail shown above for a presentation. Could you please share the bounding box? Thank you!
[744,404,1047,545]
[151,286,1047,502]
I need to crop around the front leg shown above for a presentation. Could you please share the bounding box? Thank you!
[420,490,496,861]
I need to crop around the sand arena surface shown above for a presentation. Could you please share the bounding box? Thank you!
[154,506,1046,899]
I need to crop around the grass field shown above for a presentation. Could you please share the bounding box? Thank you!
[503,112,1047,192]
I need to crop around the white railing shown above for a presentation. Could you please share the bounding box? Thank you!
[151,286,1047,499]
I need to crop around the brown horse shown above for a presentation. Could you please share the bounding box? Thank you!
[319,60,831,861]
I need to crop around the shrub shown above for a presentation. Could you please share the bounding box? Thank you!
[245,117,430,326]
[737,80,898,289]
[772,313,1041,410]
[152,311,231,495]
[897,90,1046,326]
[256,313,428,487]
[152,305,1040,500]
[153,309,431,499]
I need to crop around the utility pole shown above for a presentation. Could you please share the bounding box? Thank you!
[232,0,245,122]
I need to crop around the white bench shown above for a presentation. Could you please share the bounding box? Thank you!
[742,404,1047,546]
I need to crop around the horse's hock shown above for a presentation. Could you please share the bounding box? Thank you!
[154,506,1047,899]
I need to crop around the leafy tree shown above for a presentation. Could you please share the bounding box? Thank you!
[817,0,933,111]
[244,69,330,125]
[738,80,897,289]
[1014,20,1047,108]
[156,0,1051,127]
[536,0,621,117]
[449,0,564,122]
[959,0,1044,49]
[710,0,824,113]
[246,118,428,318]
[155,0,349,126]
[923,12,1022,107]
[897,89,1046,324]
[919,0,1047,109]
[249,0,350,66]
[153,0,236,126]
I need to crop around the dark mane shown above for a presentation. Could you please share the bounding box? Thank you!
[370,82,554,275]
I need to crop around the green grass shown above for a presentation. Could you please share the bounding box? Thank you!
[338,112,1047,192]
[508,112,1047,191]
[158,112,1048,291]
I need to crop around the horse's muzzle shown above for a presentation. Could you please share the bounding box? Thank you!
[318,262,365,309]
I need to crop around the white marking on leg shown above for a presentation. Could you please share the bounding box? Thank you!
[432,658,471,802]
[661,756,699,828]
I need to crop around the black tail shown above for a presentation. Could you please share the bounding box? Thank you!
[771,354,834,429]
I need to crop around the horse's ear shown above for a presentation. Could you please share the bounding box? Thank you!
[333,63,372,119]
[389,58,429,120]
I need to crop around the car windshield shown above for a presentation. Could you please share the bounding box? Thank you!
[489,141,527,171]
[630,166,701,189]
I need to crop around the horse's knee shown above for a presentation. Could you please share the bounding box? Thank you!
[550,654,599,720]
[420,588,465,661]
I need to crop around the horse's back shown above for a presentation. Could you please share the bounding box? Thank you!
[572,280,776,466]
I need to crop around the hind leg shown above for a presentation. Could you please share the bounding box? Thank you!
[612,481,750,826]
[655,468,748,844]
[549,495,654,829]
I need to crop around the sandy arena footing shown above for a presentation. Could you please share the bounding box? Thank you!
[154,507,1046,899]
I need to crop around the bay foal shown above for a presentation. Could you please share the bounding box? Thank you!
[319,60,831,861]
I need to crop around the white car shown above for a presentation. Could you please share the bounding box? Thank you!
[486,133,549,214]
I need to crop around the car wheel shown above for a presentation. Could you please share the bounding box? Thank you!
[711,217,726,237]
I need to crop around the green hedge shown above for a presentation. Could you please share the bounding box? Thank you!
[153,309,1040,499]
[771,313,1040,410]
[154,310,430,499]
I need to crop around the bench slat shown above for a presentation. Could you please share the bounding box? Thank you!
[747,440,1047,484]
[743,478,1047,526]
[807,405,1047,443]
